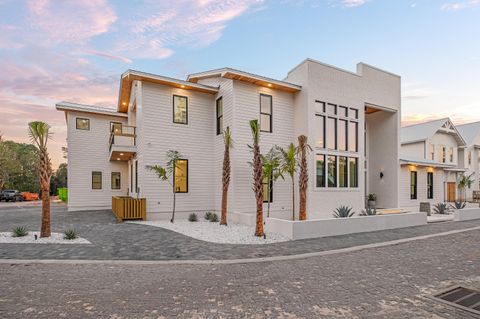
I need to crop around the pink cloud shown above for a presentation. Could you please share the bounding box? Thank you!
[80,50,132,64]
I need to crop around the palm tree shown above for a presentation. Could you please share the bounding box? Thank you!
[297,135,312,221]
[28,121,53,237]
[279,143,297,220]
[146,150,183,223]
[220,127,233,225]
[249,120,264,237]
[262,146,283,218]
[458,173,474,202]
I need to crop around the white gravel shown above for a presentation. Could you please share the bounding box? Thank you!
[129,219,290,244]
[0,232,91,244]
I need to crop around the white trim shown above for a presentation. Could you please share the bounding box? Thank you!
[56,102,127,118]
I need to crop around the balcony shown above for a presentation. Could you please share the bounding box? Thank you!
[109,125,136,161]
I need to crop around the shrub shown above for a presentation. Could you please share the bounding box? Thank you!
[209,213,219,222]
[451,201,466,210]
[367,193,377,201]
[360,207,377,216]
[204,212,213,220]
[63,229,78,240]
[188,213,198,222]
[12,226,28,237]
[333,206,355,218]
[433,202,448,215]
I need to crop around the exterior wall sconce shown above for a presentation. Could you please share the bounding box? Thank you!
[380,172,384,179]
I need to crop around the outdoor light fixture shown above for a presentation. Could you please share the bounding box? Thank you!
[181,85,185,88]
[122,102,127,106]
[267,83,272,87]
[380,172,384,179]
[117,158,121,161]
[120,153,124,156]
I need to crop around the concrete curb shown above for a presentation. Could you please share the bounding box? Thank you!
[1,225,479,265]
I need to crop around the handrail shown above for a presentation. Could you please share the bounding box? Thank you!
[109,125,136,151]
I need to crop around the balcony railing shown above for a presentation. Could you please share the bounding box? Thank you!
[109,125,136,151]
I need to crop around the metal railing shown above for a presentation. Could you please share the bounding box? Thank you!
[109,125,136,151]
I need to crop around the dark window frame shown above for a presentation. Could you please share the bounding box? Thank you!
[130,163,133,192]
[260,93,273,133]
[316,154,326,188]
[76,117,90,130]
[410,171,417,200]
[92,171,102,190]
[135,161,138,193]
[174,159,189,193]
[111,172,121,190]
[110,121,123,134]
[339,156,348,188]
[216,97,223,135]
[173,94,188,125]
[427,172,434,199]
[348,121,358,152]
[315,114,326,148]
[262,173,273,203]
[349,157,358,188]
[328,155,337,188]
[338,119,348,152]
[327,117,337,150]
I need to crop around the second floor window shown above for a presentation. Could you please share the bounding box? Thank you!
[429,144,435,161]
[449,147,454,162]
[468,151,472,165]
[111,122,122,134]
[216,97,223,135]
[174,159,188,193]
[76,118,90,130]
[441,146,446,163]
[173,95,188,124]
[260,94,272,132]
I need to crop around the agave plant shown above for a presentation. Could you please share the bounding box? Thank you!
[360,207,377,216]
[12,226,28,238]
[63,229,78,240]
[451,201,466,210]
[333,206,355,218]
[433,202,449,215]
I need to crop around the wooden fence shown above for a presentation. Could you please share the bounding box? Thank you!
[112,196,146,221]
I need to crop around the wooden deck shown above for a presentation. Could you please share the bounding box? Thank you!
[112,196,146,221]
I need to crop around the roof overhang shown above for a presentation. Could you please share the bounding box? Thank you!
[118,70,219,113]
[400,158,456,169]
[444,168,468,172]
[187,68,302,93]
[56,101,127,118]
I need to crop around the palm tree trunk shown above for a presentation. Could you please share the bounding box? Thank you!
[221,189,228,225]
[254,144,264,237]
[298,135,309,221]
[291,178,295,221]
[171,189,176,223]
[40,150,51,237]
[220,145,230,226]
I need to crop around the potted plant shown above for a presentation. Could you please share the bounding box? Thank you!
[367,193,377,208]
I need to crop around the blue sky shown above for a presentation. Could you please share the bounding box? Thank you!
[0,0,479,167]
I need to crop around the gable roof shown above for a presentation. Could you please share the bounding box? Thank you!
[456,121,480,146]
[401,117,466,146]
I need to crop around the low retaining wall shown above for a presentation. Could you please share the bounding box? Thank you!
[266,212,428,240]
[454,208,480,221]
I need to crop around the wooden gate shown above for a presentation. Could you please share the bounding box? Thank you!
[112,196,146,221]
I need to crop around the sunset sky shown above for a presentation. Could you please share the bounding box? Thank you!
[0,0,479,168]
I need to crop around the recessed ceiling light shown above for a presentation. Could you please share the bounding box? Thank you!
[181,85,185,88]
[267,83,272,87]
[117,158,121,161]
[120,153,124,156]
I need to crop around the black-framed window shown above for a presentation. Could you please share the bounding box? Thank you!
[326,117,337,150]
[262,174,273,203]
[174,159,188,193]
[328,155,337,188]
[216,97,223,135]
[350,108,359,119]
[130,163,133,192]
[315,115,325,148]
[338,119,348,151]
[339,156,348,188]
[427,172,433,199]
[441,146,446,163]
[92,171,102,189]
[76,118,90,130]
[135,161,138,193]
[316,154,326,188]
[327,103,337,115]
[111,172,121,190]
[349,157,358,188]
[410,171,417,200]
[315,101,326,113]
[111,122,122,134]
[338,106,348,117]
[173,95,188,124]
[260,94,272,133]
[348,122,358,152]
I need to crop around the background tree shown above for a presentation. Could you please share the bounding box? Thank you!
[0,140,39,193]
[50,163,68,195]
[262,146,283,218]
[279,143,297,220]
[146,150,183,223]
[458,173,474,202]
[28,121,53,238]
[220,127,233,226]
[297,135,312,221]
[249,120,264,237]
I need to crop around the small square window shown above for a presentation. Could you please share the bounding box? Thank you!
[111,122,122,134]
[76,118,90,130]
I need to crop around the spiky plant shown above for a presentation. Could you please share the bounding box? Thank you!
[360,207,377,216]
[146,150,183,223]
[28,121,53,237]
[63,229,78,240]
[262,146,284,218]
[249,120,264,237]
[209,213,219,223]
[188,213,198,222]
[204,212,213,220]
[451,201,466,210]
[297,135,312,220]
[458,173,474,202]
[12,226,28,237]
[279,143,297,220]
[220,127,233,226]
[333,206,355,218]
[433,202,449,214]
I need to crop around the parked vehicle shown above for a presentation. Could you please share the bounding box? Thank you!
[22,192,40,201]
[0,190,24,202]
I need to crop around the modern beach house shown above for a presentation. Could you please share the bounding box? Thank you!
[56,58,402,222]
[457,121,480,201]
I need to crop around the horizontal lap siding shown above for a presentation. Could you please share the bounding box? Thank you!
[399,166,444,210]
[67,112,128,211]
[140,82,215,215]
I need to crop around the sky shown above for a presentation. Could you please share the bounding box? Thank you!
[0,0,479,169]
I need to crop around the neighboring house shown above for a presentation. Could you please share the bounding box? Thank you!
[57,58,401,221]
[400,118,466,211]
[457,121,480,201]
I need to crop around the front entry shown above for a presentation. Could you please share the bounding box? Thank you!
[447,182,456,202]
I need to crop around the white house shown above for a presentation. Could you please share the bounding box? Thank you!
[56,58,401,222]
[399,118,466,211]
[457,121,480,201]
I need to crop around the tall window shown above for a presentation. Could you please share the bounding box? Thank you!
[328,155,337,187]
[216,97,223,135]
[338,119,347,151]
[260,94,272,132]
[76,118,90,130]
[92,171,102,190]
[348,122,358,152]
[111,122,122,134]
[130,163,133,192]
[429,144,435,161]
[441,146,446,163]
[135,161,138,193]
[339,156,348,188]
[263,174,273,203]
[449,147,454,162]
[174,159,188,193]
[111,172,121,190]
[326,117,337,149]
[315,115,325,148]
[410,171,417,200]
[316,154,326,187]
[468,151,472,165]
[427,172,433,199]
[349,158,358,188]
[173,95,188,124]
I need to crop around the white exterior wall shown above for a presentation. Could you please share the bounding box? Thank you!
[401,142,425,159]
[430,132,459,165]
[66,111,129,211]
[399,166,444,211]
[460,146,480,201]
